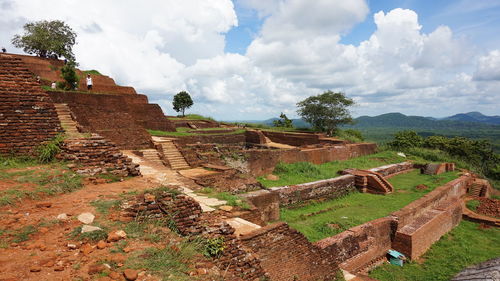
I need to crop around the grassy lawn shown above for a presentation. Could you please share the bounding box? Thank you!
[167,114,215,121]
[280,170,460,242]
[258,151,417,188]
[148,127,246,137]
[369,220,500,281]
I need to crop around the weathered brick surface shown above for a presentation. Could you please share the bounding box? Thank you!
[270,175,356,206]
[392,198,463,260]
[315,217,394,273]
[240,222,338,281]
[0,54,62,156]
[58,135,140,176]
[368,162,415,177]
[48,91,172,149]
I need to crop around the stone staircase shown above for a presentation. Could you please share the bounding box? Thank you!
[159,140,190,170]
[348,169,394,194]
[140,149,164,166]
[53,103,83,139]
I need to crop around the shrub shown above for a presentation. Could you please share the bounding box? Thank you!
[37,134,65,163]
[388,130,424,149]
[201,237,225,258]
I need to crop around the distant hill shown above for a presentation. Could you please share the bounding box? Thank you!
[441,112,500,125]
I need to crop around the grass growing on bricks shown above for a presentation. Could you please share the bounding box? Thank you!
[369,220,500,281]
[280,170,460,242]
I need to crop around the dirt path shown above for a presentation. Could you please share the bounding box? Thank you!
[0,177,157,281]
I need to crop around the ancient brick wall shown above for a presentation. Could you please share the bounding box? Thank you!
[58,135,140,176]
[0,54,62,156]
[173,134,246,146]
[391,175,473,230]
[261,131,322,146]
[392,198,463,260]
[239,222,338,281]
[270,175,356,206]
[368,162,415,177]
[171,119,220,129]
[245,130,267,145]
[241,189,281,222]
[315,217,394,273]
[48,91,169,149]
[246,143,378,176]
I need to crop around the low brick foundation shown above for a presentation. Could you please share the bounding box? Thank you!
[58,135,140,176]
[240,222,338,281]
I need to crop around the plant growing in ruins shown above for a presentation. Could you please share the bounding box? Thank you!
[297,91,354,136]
[37,134,65,163]
[11,20,77,61]
[273,112,294,128]
[172,91,194,117]
[201,236,225,258]
[60,60,79,90]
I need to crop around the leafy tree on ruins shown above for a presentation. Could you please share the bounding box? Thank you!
[172,91,194,117]
[11,20,77,61]
[273,112,293,128]
[297,91,354,136]
[60,61,79,90]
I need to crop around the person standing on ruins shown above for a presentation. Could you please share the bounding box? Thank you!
[86,74,93,90]
[51,81,56,89]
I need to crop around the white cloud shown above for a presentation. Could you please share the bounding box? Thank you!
[474,50,500,81]
[1,0,499,119]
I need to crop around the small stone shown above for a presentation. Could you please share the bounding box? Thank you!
[53,265,64,271]
[35,202,52,208]
[81,225,103,233]
[144,193,156,203]
[109,271,121,279]
[107,230,126,242]
[397,152,406,158]
[77,212,95,224]
[96,240,107,249]
[123,269,139,280]
[67,243,77,249]
[88,264,106,274]
[115,230,127,239]
[30,266,42,272]
[80,244,94,255]
[56,213,68,220]
[265,174,279,181]
[197,268,208,275]
[219,205,233,212]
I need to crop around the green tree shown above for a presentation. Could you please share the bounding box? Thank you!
[273,112,293,128]
[388,130,424,149]
[11,20,77,61]
[172,91,194,117]
[296,91,354,135]
[60,61,79,90]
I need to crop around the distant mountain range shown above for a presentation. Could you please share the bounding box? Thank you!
[239,112,500,129]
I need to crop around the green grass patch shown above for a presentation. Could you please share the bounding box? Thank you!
[370,221,500,281]
[83,70,102,75]
[12,225,38,243]
[0,156,38,170]
[68,225,108,242]
[197,187,251,210]
[466,200,480,212]
[91,199,122,214]
[280,170,459,242]
[167,114,215,121]
[259,150,412,188]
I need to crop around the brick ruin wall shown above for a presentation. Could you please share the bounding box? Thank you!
[0,54,62,156]
[171,119,220,129]
[121,190,267,280]
[239,222,338,281]
[57,135,140,177]
[261,130,323,146]
[246,143,378,176]
[369,161,415,177]
[48,91,176,149]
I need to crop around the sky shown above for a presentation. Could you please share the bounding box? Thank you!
[1,0,500,120]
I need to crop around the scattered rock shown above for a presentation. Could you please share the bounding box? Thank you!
[197,268,208,275]
[96,240,107,249]
[35,202,52,208]
[56,213,68,220]
[107,230,126,242]
[81,225,103,233]
[109,271,121,279]
[144,193,156,203]
[30,266,41,272]
[219,205,234,212]
[77,212,95,224]
[123,269,139,280]
[88,264,106,275]
[67,243,77,250]
[80,244,94,255]
[53,265,64,271]
[265,174,279,181]
[397,152,406,158]
[416,184,428,190]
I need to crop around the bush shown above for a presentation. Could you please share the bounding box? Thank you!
[388,130,424,149]
[37,134,65,163]
[337,129,364,143]
[60,61,79,90]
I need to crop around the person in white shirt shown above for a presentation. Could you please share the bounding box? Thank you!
[86,74,93,90]
[51,81,56,89]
